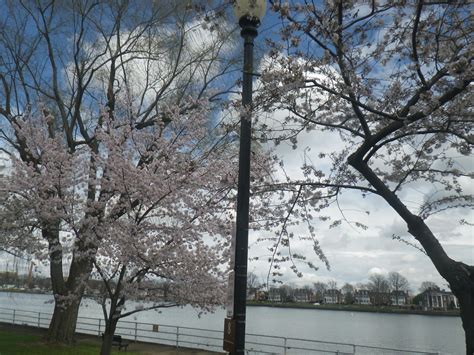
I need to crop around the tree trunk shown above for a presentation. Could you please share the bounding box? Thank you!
[458,292,474,355]
[100,317,119,355]
[47,297,81,344]
[45,234,95,343]
[348,157,474,354]
[45,254,94,343]
[100,297,124,355]
[42,158,100,344]
[44,222,83,344]
[449,267,474,355]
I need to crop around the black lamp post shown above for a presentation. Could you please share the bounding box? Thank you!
[225,1,266,355]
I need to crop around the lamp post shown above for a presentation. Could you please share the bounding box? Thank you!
[225,1,266,354]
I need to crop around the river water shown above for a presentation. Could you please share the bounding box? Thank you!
[0,292,463,354]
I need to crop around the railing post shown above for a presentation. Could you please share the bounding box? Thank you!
[283,337,287,355]
[12,309,15,324]
[38,312,41,328]
[176,326,180,350]
[98,319,101,336]
[134,322,138,342]
[353,344,356,354]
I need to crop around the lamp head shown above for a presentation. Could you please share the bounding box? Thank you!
[234,0,266,25]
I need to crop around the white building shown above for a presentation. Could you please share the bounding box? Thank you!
[390,291,408,306]
[354,290,371,305]
[324,289,342,304]
[421,288,459,310]
[268,288,281,302]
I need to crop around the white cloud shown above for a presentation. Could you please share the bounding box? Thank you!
[368,267,388,276]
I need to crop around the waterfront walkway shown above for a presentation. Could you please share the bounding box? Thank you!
[0,323,221,354]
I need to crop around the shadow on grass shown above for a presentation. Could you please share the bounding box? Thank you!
[0,330,139,355]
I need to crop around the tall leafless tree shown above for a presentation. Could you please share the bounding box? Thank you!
[388,271,409,305]
[369,274,390,306]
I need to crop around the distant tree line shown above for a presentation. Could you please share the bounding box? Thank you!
[0,270,455,311]
[0,273,187,305]
[247,271,451,307]
[0,271,51,290]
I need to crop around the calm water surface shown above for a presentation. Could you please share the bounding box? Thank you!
[0,292,463,354]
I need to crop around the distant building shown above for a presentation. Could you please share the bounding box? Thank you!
[354,290,371,305]
[390,291,408,306]
[294,288,312,303]
[268,288,281,302]
[324,289,342,304]
[370,291,391,306]
[421,288,459,310]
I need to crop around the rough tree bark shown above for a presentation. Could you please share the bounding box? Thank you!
[47,298,82,344]
[44,221,95,343]
[456,280,474,355]
[100,313,120,355]
[100,289,126,355]
[46,259,94,343]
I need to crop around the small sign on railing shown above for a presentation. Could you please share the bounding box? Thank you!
[152,324,159,332]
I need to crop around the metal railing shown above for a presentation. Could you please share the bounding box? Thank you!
[0,307,440,354]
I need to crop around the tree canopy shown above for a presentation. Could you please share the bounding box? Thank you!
[0,0,244,346]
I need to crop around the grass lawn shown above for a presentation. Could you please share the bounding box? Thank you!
[0,330,141,355]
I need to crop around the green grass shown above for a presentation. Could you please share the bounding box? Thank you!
[0,330,140,355]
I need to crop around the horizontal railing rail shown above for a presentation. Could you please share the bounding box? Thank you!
[0,307,440,354]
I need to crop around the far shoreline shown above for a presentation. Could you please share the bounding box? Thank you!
[247,300,460,317]
[0,290,460,317]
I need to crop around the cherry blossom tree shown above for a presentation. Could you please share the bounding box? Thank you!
[257,1,473,352]
[0,1,316,345]
[85,105,239,355]
[94,245,226,355]
[0,0,240,343]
